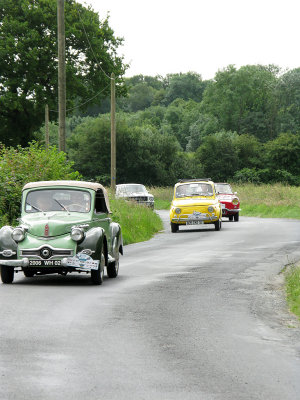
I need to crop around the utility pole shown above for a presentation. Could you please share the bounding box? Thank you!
[45,104,49,149]
[57,0,66,152]
[111,72,116,193]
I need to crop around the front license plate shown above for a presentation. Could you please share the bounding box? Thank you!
[28,260,61,267]
[187,220,204,225]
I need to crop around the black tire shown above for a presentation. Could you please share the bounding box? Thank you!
[234,212,239,222]
[214,219,222,231]
[23,270,34,278]
[171,222,179,233]
[1,265,14,284]
[107,257,119,278]
[228,215,233,221]
[91,248,105,285]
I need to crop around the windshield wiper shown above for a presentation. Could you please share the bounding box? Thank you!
[26,201,43,212]
[54,198,70,213]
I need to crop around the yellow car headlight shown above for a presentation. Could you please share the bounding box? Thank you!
[175,208,181,214]
[208,206,214,213]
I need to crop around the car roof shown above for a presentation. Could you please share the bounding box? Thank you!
[23,180,105,191]
[116,183,145,187]
[175,178,214,187]
[22,180,111,212]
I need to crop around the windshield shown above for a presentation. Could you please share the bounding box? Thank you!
[117,184,147,195]
[175,183,214,198]
[215,184,233,194]
[25,189,91,213]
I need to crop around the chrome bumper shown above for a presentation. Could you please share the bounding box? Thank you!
[0,258,29,267]
[172,214,218,223]
[0,257,94,271]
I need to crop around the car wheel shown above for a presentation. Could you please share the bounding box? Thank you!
[214,219,222,231]
[23,270,34,278]
[229,215,233,221]
[1,265,14,284]
[91,247,105,285]
[171,222,179,233]
[107,255,119,278]
[234,212,239,222]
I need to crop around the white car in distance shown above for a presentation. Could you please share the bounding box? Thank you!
[115,184,154,209]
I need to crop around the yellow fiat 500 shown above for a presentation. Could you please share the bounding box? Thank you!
[170,178,222,233]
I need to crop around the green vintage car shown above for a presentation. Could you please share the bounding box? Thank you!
[0,180,123,285]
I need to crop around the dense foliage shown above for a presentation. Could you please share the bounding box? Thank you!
[0,142,81,224]
[45,66,299,186]
[0,0,127,146]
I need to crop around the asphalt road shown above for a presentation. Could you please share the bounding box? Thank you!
[0,211,300,400]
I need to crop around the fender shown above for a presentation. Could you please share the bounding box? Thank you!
[0,226,17,260]
[77,227,105,260]
[109,222,123,256]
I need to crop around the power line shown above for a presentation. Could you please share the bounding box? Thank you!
[50,83,110,113]
[76,6,112,81]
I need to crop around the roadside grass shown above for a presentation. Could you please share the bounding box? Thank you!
[150,187,173,210]
[235,183,300,219]
[241,204,300,219]
[109,196,163,245]
[285,265,300,320]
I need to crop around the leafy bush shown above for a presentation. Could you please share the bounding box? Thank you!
[234,167,300,185]
[0,142,81,224]
[234,168,263,183]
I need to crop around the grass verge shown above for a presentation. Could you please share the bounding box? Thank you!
[285,265,300,320]
[109,196,163,245]
[241,204,300,219]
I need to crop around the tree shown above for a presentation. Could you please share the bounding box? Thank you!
[264,132,300,175]
[235,134,262,170]
[186,113,219,151]
[164,72,208,105]
[162,99,203,150]
[125,83,155,112]
[194,131,240,181]
[0,0,127,146]
[67,114,184,186]
[276,68,300,134]
[201,65,279,141]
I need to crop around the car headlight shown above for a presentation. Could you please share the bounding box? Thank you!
[175,208,181,214]
[232,198,239,205]
[208,206,214,213]
[71,227,85,242]
[12,227,26,242]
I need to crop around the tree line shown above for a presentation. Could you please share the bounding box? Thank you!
[37,67,300,186]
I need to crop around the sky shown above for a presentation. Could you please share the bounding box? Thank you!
[78,0,300,80]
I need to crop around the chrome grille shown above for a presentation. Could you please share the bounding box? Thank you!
[129,196,148,202]
[20,247,73,260]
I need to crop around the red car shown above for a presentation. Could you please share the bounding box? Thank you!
[215,183,240,221]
